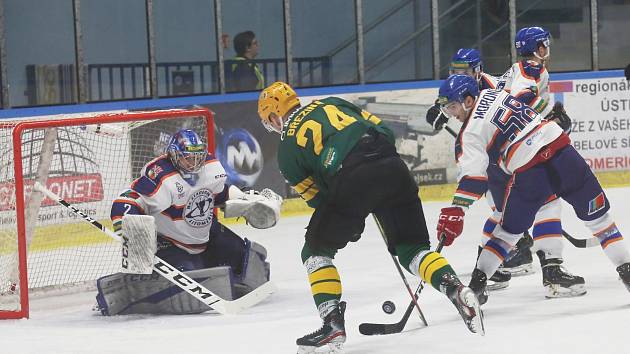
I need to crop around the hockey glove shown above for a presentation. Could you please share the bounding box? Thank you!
[544,102,572,134]
[437,207,465,246]
[426,102,449,131]
[224,188,283,229]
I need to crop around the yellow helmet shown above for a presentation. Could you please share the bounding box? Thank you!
[258,81,300,130]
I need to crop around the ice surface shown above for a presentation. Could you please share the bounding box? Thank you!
[2,187,630,354]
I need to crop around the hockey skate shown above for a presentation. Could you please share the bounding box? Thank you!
[440,274,485,335]
[499,233,534,276]
[297,301,346,354]
[468,268,488,306]
[478,247,511,291]
[488,268,511,291]
[615,262,630,292]
[537,251,586,298]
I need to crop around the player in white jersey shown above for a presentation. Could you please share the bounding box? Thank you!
[486,27,584,298]
[435,74,630,305]
[503,27,552,116]
[95,129,282,315]
[432,40,581,297]
[426,49,512,290]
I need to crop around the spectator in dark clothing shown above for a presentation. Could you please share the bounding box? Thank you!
[226,31,264,92]
[625,63,630,82]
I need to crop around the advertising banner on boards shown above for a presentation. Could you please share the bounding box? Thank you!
[556,77,630,172]
[201,87,462,199]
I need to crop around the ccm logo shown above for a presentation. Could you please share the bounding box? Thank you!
[439,215,464,222]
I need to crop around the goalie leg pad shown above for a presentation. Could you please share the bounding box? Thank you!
[156,238,206,271]
[233,239,271,298]
[204,221,248,274]
[204,222,271,298]
[95,267,234,316]
[121,215,158,274]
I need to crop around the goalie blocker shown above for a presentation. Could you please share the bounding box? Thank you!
[95,213,271,316]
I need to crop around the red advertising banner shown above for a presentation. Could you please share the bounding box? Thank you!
[0,173,104,211]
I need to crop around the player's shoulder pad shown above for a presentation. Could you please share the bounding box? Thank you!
[204,153,218,164]
[519,60,543,80]
[142,155,178,182]
[322,96,354,108]
[479,73,497,90]
[323,96,365,116]
[132,155,178,195]
[202,153,228,179]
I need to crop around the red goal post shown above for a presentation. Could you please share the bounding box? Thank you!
[0,108,214,319]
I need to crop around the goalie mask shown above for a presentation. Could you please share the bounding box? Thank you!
[166,129,207,174]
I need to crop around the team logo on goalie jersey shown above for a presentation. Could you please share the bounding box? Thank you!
[184,189,213,227]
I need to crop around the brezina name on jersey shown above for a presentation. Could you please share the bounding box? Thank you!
[184,189,214,227]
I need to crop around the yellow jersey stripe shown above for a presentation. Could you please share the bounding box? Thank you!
[300,185,319,201]
[294,176,315,194]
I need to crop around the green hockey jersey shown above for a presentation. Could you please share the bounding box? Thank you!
[278,96,394,208]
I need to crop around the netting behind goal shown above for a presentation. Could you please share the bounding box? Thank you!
[0,108,214,319]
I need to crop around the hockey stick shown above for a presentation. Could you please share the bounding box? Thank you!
[444,125,458,138]
[371,215,428,327]
[359,239,445,336]
[562,230,598,248]
[33,182,276,315]
[441,125,596,249]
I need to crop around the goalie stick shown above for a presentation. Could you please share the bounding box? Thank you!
[359,239,445,336]
[33,182,276,315]
[442,124,597,249]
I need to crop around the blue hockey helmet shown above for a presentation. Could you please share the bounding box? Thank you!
[438,74,480,105]
[166,129,207,173]
[449,48,483,78]
[438,74,479,120]
[514,26,551,56]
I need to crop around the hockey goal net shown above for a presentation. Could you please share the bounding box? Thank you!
[0,108,214,319]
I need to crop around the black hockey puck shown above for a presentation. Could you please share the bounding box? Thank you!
[382,300,396,314]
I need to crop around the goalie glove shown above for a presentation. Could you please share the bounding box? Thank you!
[224,187,283,229]
[426,101,449,131]
[544,102,572,134]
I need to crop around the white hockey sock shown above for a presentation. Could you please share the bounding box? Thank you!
[531,199,563,258]
[532,236,563,259]
[477,224,521,277]
[477,250,504,278]
[584,213,630,267]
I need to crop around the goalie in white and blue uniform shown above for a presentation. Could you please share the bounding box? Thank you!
[95,128,282,315]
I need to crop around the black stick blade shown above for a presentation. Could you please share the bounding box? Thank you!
[359,301,415,336]
[359,321,405,336]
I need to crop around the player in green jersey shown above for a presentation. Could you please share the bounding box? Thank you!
[257,82,484,352]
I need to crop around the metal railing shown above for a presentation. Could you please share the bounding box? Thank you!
[3,0,617,108]
[74,56,329,102]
